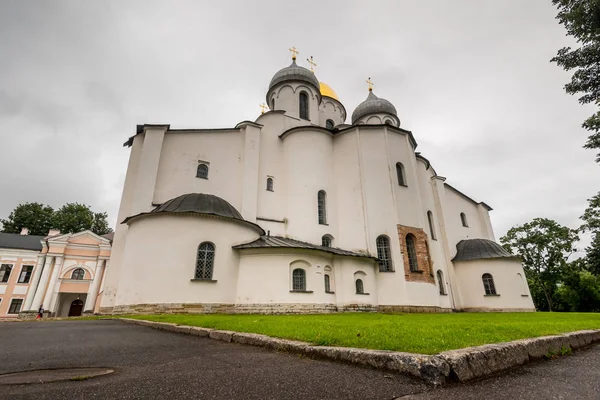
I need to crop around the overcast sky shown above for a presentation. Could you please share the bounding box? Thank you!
[1,0,598,250]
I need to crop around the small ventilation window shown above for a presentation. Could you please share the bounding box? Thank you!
[326,119,335,129]
[460,212,468,227]
[266,177,274,192]
[322,235,332,247]
[197,163,209,179]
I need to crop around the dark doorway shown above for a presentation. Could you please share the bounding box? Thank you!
[68,299,84,317]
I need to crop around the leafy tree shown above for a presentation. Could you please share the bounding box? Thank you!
[0,202,112,236]
[580,191,600,232]
[586,233,600,276]
[556,260,600,312]
[0,203,55,236]
[52,203,112,235]
[500,218,579,311]
[551,0,600,162]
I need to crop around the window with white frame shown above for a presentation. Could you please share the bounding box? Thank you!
[8,298,23,314]
[0,264,12,283]
[376,235,393,272]
[18,265,34,283]
[482,273,497,295]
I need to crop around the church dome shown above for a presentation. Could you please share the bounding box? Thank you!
[320,82,339,101]
[268,60,320,93]
[452,238,517,262]
[122,193,265,236]
[351,90,398,124]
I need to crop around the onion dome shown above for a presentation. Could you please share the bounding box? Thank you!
[351,90,398,124]
[320,82,339,101]
[452,238,517,262]
[268,60,320,94]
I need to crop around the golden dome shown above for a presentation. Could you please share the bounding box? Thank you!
[320,82,339,101]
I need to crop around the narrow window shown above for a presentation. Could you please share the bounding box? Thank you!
[266,177,274,191]
[376,235,393,272]
[517,273,528,295]
[321,235,332,247]
[0,264,13,283]
[318,190,327,225]
[482,273,497,295]
[17,265,34,284]
[355,279,364,294]
[197,163,209,179]
[195,242,215,280]
[326,119,334,129]
[324,274,331,292]
[299,91,309,119]
[292,268,306,291]
[436,270,446,295]
[460,212,468,227]
[71,268,85,280]
[427,211,436,240]
[396,162,406,186]
[406,234,419,272]
[271,98,275,110]
[8,299,23,314]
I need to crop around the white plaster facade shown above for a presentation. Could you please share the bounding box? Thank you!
[101,57,535,314]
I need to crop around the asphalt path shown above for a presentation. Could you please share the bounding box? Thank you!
[1,320,599,399]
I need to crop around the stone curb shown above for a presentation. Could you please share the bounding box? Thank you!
[118,318,600,386]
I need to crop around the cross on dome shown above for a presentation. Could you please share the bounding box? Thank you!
[259,103,268,114]
[307,56,317,73]
[289,46,299,60]
[366,77,374,91]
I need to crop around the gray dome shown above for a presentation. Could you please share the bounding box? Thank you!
[153,193,243,220]
[452,238,516,262]
[268,60,320,94]
[351,91,397,124]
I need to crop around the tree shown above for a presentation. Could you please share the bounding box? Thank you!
[580,191,600,275]
[500,218,579,311]
[52,203,112,235]
[556,259,600,312]
[586,233,600,276]
[0,202,112,236]
[0,203,55,236]
[551,0,600,162]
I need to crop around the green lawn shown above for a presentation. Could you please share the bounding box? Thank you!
[126,312,600,354]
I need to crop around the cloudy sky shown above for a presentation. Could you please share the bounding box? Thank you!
[1,0,598,250]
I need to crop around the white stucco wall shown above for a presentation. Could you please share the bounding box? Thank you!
[115,214,260,306]
[453,258,535,311]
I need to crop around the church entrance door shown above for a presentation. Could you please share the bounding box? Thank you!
[68,299,84,317]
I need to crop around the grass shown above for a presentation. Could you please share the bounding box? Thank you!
[126,312,600,355]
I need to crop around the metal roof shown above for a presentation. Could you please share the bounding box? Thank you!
[452,238,517,262]
[0,232,44,251]
[233,235,376,259]
[351,91,398,124]
[267,60,320,103]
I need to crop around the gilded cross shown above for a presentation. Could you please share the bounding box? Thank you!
[307,56,317,73]
[289,46,299,60]
[259,103,268,114]
[366,77,374,91]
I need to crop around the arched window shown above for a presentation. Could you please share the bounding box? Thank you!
[436,270,446,295]
[376,235,393,272]
[299,91,309,119]
[71,268,85,280]
[326,119,335,129]
[292,268,306,291]
[427,211,436,240]
[195,242,215,280]
[321,234,332,247]
[384,119,394,126]
[460,212,468,227]
[355,279,364,294]
[271,98,275,110]
[197,163,209,179]
[517,273,528,296]
[266,177,274,191]
[324,274,331,292]
[406,234,419,272]
[482,273,497,295]
[318,190,327,225]
[396,162,406,186]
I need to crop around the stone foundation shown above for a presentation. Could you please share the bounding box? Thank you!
[100,302,450,315]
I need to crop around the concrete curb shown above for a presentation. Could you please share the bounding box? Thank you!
[118,318,600,386]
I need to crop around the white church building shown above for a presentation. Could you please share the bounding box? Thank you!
[100,52,535,315]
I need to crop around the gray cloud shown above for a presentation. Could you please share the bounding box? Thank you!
[0,0,598,250]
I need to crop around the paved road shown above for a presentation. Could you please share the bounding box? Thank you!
[1,320,599,400]
[0,320,427,399]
